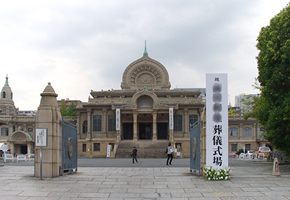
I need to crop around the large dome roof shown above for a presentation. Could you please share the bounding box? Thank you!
[121,47,171,90]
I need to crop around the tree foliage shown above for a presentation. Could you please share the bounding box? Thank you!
[252,4,290,157]
[60,100,68,116]
[228,107,236,116]
[67,102,77,116]
[59,100,76,116]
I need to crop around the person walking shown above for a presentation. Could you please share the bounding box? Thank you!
[132,146,138,164]
[166,143,174,165]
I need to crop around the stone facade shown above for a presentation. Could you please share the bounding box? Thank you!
[75,50,205,158]
[0,75,34,156]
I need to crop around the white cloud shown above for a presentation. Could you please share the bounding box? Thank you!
[0,0,289,109]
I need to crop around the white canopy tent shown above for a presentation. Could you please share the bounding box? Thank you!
[0,143,8,152]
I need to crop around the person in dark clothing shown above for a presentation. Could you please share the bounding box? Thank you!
[132,146,138,164]
[166,143,174,165]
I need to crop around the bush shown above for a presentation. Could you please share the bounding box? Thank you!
[203,166,231,181]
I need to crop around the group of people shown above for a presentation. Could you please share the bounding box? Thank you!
[131,143,175,165]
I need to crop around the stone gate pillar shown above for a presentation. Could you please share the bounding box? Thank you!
[35,82,62,178]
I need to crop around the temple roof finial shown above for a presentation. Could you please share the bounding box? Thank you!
[143,40,148,56]
[5,74,9,86]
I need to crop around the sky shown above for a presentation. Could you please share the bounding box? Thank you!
[0,0,289,110]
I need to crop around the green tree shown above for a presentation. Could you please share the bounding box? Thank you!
[60,100,68,116]
[228,107,236,116]
[59,100,77,116]
[67,102,77,116]
[251,3,290,157]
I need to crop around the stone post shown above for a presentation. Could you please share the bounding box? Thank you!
[133,112,137,141]
[152,112,157,141]
[184,108,189,138]
[86,109,91,140]
[35,82,62,178]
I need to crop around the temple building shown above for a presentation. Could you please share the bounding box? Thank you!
[0,75,34,156]
[74,46,205,158]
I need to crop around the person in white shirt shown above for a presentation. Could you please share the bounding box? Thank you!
[166,143,174,165]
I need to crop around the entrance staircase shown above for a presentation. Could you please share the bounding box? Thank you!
[115,140,169,158]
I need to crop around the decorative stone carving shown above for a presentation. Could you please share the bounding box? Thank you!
[121,55,171,89]
[12,132,26,141]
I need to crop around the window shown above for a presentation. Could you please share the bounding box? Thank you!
[1,127,8,136]
[28,128,33,132]
[94,143,100,151]
[231,144,237,151]
[230,128,238,137]
[243,128,252,137]
[108,115,116,132]
[174,115,182,132]
[93,115,102,132]
[82,120,87,134]
[2,91,6,98]
[245,144,251,151]
[82,144,86,152]
[189,115,198,129]
[13,126,15,132]
[260,127,265,131]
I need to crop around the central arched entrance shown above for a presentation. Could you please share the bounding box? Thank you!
[137,95,153,140]
[138,113,153,140]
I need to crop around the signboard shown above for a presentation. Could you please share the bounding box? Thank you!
[169,107,173,130]
[35,128,48,147]
[107,145,111,158]
[206,74,228,169]
[116,108,120,131]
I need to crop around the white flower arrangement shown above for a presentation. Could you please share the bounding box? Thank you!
[203,166,231,181]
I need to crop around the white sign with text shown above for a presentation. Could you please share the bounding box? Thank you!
[35,128,48,147]
[206,74,228,169]
[169,107,173,130]
[116,108,120,130]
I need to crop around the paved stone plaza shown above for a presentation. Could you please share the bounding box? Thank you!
[1,163,290,200]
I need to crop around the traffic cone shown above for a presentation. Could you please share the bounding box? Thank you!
[272,157,280,176]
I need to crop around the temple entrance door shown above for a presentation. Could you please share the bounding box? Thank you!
[157,123,168,139]
[138,123,152,140]
[122,123,133,140]
[20,145,27,154]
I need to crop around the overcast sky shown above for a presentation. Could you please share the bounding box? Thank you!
[0,0,289,110]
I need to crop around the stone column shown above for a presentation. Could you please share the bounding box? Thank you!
[86,109,91,140]
[8,124,13,135]
[35,82,62,178]
[102,108,107,136]
[77,113,81,139]
[184,108,189,137]
[133,112,138,141]
[152,112,157,141]
[239,123,243,140]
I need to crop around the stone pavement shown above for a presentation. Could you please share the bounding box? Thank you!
[1,164,290,200]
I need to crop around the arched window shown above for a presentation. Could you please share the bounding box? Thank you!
[11,93,13,99]
[82,120,87,134]
[137,96,153,110]
[2,91,6,98]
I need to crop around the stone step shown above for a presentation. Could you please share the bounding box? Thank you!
[115,140,170,158]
